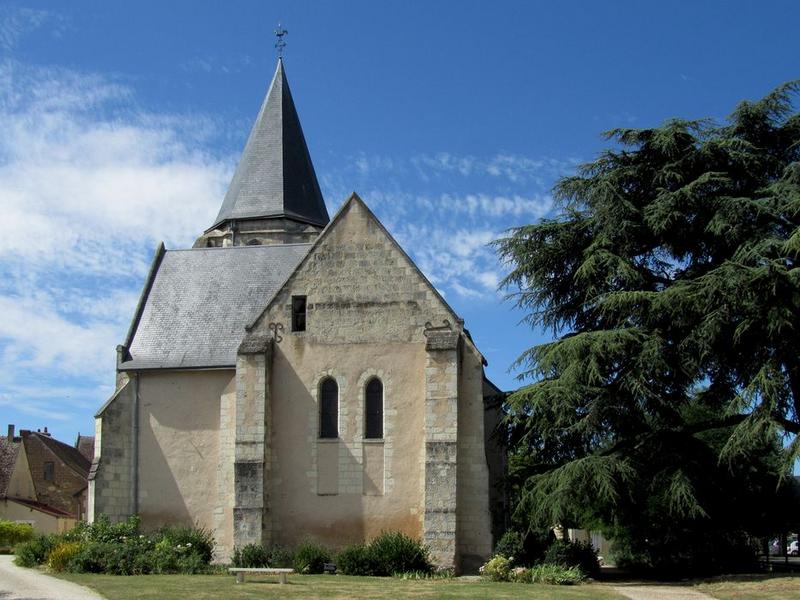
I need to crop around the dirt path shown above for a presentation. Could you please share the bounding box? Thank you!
[614,584,715,600]
[0,554,104,600]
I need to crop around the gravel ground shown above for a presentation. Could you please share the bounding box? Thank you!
[0,555,104,600]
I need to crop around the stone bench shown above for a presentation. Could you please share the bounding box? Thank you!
[229,567,295,584]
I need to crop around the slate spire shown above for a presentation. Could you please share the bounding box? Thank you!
[211,59,329,229]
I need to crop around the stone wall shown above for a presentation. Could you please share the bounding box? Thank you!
[193,217,323,248]
[264,341,426,549]
[245,196,457,552]
[89,379,135,522]
[455,345,494,572]
[232,340,271,551]
[423,329,459,569]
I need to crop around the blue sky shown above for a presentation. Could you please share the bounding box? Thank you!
[0,0,798,443]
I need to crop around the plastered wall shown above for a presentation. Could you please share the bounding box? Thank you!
[135,370,233,533]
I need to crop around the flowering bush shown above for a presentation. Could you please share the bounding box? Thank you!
[14,514,214,575]
[480,555,512,581]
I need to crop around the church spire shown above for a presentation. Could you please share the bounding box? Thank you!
[207,58,329,238]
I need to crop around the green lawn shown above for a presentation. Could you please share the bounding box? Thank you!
[696,574,800,600]
[56,573,624,600]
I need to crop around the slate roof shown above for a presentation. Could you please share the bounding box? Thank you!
[0,436,19,497]
[123,244,311,370]
[211,58,329,229]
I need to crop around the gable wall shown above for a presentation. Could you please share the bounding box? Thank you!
[24,436,85,517]
[256,199,454,548]
[258,198,454,344]
[6,445,35,500]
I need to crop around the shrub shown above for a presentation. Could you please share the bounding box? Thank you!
[294,540,331,574]
[14,534,59,567]
[12,516,213,575]
[232,543,269,568]
[47,541,84,572]
[175,551,208,574]
[511,566,530,582]
[268,545,294,568]
[492,527,555,567]
[542,540,600,577]
[158,525,214,563]
[0,520,34,550]
[368,531,431,576]
[480,555,512,582]
[66,540,110,573]
[66,514,140,544]
[610,530,759,577]
[97,538,152,575]
[336,543,373,576]
[528,563,585,585]
[493,530,523,562]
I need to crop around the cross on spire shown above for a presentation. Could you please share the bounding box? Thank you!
[274,24,288,58]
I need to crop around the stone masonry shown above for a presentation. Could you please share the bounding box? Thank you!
[423,327,460,569]
[88,379,135,522]
[233,337,272,548]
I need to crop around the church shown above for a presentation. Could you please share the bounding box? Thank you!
[88,57,505,572]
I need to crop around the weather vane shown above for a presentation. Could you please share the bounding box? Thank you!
[274,23,288,58]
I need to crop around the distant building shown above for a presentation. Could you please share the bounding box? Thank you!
[1,424,93,532]
[88,58,505,572]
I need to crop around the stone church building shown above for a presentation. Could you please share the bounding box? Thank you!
[88,59,504,571]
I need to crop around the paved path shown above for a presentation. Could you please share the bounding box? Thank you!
[614,584,714,600]
[0,555,104,600]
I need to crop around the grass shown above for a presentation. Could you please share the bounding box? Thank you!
[56,572,624,599]
[696,574,800,599]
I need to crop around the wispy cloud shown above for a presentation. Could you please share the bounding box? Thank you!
[319,150,565,302]
[181,53,254,75]
[411,152,579,185]
[0,6,47,50]
[0,59,232,427]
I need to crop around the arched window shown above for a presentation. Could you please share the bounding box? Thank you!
[319,378,338,438]
[365,378,383,439]
[246,238,262,246]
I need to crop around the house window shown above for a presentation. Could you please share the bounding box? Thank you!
[292,296,307,332]
[319,377,338,438]
[43,461,54,481]
[365,378,383,439]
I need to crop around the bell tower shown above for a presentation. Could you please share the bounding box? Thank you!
[195,58,329,248]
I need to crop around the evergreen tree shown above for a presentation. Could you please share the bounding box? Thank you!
[495,82,800,573]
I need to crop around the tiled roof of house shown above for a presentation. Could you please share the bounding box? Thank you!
[0,436,19,497]
[210,58,329,229]
[8,497,73,518]
[122,243,311,370]
[33,433,90,477]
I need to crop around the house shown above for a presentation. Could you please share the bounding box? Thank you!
[88,58,505,572]
[1,424,92,533]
